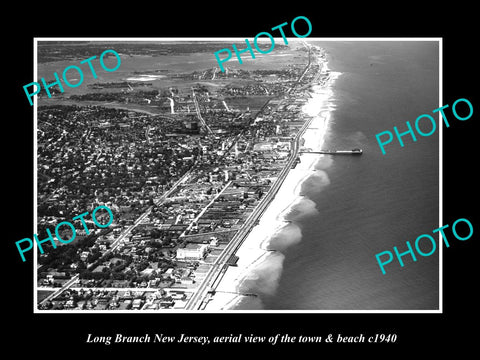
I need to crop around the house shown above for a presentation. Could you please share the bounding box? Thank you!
[119,300,132,310]
[180,277,194,285]
[164,268,174,276]
[144,303,159,310]
[209,237,219,247]
[65,300,76,309]
[159,300,175,308]
[80,251,90,261]
[132,299,143,310]
[95,301,108,310]
[173,300,187,309]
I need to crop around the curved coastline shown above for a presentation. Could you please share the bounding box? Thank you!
[205,62,342,311]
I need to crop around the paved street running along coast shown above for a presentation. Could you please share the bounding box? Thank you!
[35,40,337,311]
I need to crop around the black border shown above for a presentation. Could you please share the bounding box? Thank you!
[5,5,478,355]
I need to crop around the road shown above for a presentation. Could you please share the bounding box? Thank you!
[39,43,316,310]
[106,163,195,255]
[185,46,316,310]
[38,274,80,306]
[191,89,213,134]
[145,125,151,144]
[185,106,313,310]
[179,180,233,238]
[38,161,195,306]
[39,286,195,293]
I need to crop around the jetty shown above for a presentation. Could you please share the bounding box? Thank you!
[300,148,363,155]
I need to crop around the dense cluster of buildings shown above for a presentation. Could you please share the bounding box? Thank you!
[37,45,329,310]
[37,105,198,228]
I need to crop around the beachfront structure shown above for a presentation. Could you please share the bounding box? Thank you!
[176,243,208,260]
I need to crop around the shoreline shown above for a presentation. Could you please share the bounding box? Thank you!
[205,58,341,310]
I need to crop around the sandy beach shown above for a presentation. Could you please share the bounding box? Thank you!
[205,57,341,310]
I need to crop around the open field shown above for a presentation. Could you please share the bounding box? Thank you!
[37,40,308,102]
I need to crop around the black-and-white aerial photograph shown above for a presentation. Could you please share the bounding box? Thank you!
[32,38,441,312]
[6,6,477,356]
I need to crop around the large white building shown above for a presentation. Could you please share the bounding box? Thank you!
[176,243,208,260]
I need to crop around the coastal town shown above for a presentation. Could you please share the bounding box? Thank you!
[36,41,331,311]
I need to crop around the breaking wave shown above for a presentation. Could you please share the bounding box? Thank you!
[206,51,342,310]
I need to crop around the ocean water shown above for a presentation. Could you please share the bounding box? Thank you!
[237,41,440,310]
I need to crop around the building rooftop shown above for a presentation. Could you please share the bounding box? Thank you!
[183,243,207,250]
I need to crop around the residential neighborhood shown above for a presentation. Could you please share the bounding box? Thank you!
[36,42,329,310]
